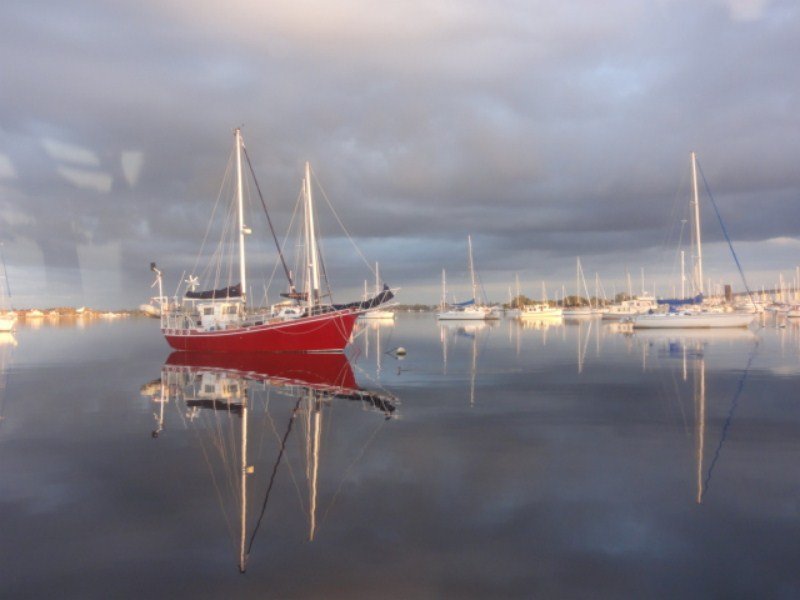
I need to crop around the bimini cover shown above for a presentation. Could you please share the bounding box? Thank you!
[332,284,394,311]
[185,283,243,299]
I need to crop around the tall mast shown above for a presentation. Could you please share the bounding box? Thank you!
[468,235,477,303]
[375,262,380,296]
[304,162,321,309]
[576,257,580,306]
[235,128,247,305]
[441,268,447,310]
[681,250,686,299]
[691,151,704,296]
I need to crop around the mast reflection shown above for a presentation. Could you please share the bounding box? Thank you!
[439,322,496,406]
[141,351,398,573]
[0,333,16,430]
[632,330,758,504]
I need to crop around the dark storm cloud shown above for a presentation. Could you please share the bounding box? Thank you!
[1,0,798,307]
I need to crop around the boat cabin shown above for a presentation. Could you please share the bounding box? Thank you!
[197,301,242,331]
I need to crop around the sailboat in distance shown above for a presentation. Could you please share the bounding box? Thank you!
[155,128,394,352]
[0,246,16,332]
[437,235,497,320]
[633,152,755,329]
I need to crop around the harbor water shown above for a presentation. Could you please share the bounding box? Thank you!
[1,313,799,598]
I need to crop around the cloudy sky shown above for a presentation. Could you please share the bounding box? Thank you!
[1,0,799,308]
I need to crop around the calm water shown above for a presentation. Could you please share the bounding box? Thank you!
[1,314,799,599]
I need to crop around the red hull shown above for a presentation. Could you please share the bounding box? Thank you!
[163,310,360,353]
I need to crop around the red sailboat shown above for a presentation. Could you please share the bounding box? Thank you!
[153,129,393,353]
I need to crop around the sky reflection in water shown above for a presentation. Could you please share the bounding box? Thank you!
[0,315,799,598]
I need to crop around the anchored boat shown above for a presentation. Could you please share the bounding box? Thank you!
[155,128,393,353]
[633,152,755,330]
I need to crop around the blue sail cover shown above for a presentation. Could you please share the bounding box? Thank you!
[452,298,476,307]
[658,293,704,309]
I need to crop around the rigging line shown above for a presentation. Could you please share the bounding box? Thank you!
[263,187,304,304]
[187,400,238,550]
[696,160,756,307]
[246,396,303,556]
[661,168,692,254]
[191,147,235,279]
[253,390,273,461]
[242,146,296,292]
[310,167,376,277]
[666,217,689,294]
[322,419,388,528]
[314,215,335,304]
[262,392,302,504]
[702,342,759,496]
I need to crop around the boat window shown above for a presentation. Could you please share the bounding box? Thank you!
[203,307,214,316]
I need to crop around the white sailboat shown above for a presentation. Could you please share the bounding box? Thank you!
[437,235,495,320]
[562,258,594,317]
[633,153,755,330]
[520,281,563,318]
[602,294,658,320]
[0,247,16,332]
[505,274,522,318]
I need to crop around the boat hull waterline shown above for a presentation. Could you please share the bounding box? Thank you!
[632,312,755,329]
[164,309,360,353]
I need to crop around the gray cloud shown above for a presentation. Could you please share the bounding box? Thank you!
[1,0,798,307]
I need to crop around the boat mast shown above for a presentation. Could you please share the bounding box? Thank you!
[304,162,321,310]
[235,128,248,306]
[681,250,686,299]
[627,270,632,299]
[468,235,478,303]
[691,151,704,296]
[441,268,447,311]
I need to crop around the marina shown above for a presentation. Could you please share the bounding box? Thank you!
[4,2,800,597]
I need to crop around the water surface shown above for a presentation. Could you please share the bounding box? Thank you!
[1,314,799,598]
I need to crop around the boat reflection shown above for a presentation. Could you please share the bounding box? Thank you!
[0,333,15,429]
[645,334,758,504]
[632,327,758,345]
[141,351,398,573]
[357,318,395,379]
[517,315,563,331]
[439,321,495,405]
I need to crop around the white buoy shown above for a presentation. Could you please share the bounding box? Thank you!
[395,346,407,356]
